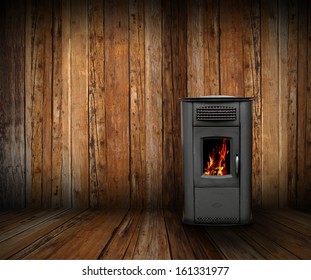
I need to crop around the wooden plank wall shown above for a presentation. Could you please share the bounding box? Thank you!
[0,0,310,210]
[0,0,25,208]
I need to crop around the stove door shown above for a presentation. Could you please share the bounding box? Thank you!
[193,127,239,188]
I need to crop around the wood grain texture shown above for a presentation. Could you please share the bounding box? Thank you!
[144,0,162,209]
[27,0,53,208]
[187,0,204,97]
[162,0,186,209]
[1,208,311,260]
[0,209,36,223]
[162,0,174,209]
[99,209,143,259]
[104,0,130,208]
[51,0,63,208]
[278,0,289,207]
[255,211,311,259]
[0,209,61,243]
[7,209,82,260]
[25,0,32,208]
[206,228,264,259]
[220,0,243,96]
[258,208,311,237]
[88,0,107,208]
[0,208,38,228]
[1,0,311,210]
[287,0,298,207]
[261,0,279,208]
[170,0,187,209]
[129,0,146,208]
[60,0,71,208]
[234,221,299,259]
[0,0,25,208]
[23,210,126,260]
[307,1,311,209]
[41,1,53,208]
[0,0,5,208]
[204,0,220,95]
[242,0,261,208]
[0,209,77,259]
[132,209,171,259]
[164,209,196,259]
[183,224,225,259]
[70,0,89,209]
[297,0,309,210]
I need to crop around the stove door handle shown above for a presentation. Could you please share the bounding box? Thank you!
[235,154,239,176]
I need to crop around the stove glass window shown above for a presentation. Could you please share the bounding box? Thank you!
[203,138,230,176]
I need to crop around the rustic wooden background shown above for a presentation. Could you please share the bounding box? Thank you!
[0,0,310,210]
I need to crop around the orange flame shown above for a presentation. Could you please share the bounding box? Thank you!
[204,139,229,176]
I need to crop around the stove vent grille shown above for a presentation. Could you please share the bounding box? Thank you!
[196,216,239,224]
[196,106,236,121]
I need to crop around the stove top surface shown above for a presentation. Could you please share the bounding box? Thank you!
[182,95,253,102]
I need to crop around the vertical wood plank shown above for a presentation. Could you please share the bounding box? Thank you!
[25,0,32,207]
[61,0,72,208]
[187,0,204,97]
[220,0,243,96]
[297,0,310,209]
[51,0,63,208]
[29,0,43,207]
[242,0,261,208]
[0,1,12,208]
[88,0,107,208]
[278,0,289,207]
[145,0,162,208]
[11,1,26,209]
[261,0,279,208]
[0,0,25,208]
[162,0,187,209]
[41,1,53,208]
[0,0,6,208]
[1,1,10,207]
[104,0,130,208]
[306,0,311,209]
[71,0,89,209]
[162,0,174,208]
[287,0,298,207]
[26,0,53,208]
[129,0,146,208]
[204,0,220,95]
[171,0,187,209]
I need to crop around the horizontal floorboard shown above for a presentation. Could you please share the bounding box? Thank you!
[99,209,143,260]
[1,209,84,259]
[206,228,264,259]
[22,209,127,260]
[0,208,43,226]
[164,209,197,259]
[233,224,299,259]
[253,212,311,259]
[0,208,310,260]
[131,210,171,260]
[0,209,69,243]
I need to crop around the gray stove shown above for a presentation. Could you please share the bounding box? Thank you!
[182,96,252,225]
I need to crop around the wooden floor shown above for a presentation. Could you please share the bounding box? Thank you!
[0,208,310,260]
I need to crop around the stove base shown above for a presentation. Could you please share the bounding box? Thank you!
[195,187,240,224]
[182,186,252,226]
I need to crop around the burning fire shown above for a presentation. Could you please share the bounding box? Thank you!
[204,139,229,176]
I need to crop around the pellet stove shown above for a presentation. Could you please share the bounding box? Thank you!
[182,96,252,225]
